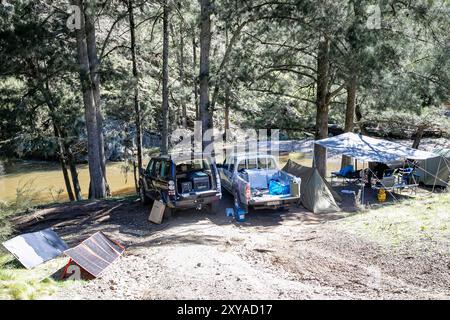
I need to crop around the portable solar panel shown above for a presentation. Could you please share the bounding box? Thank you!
[63,232,125,278]
[2,228,68,269]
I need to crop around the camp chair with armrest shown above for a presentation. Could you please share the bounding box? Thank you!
[396,167,419,194]
[331,165,360,185]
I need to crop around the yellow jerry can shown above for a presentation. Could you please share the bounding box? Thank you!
[377,188,387,202]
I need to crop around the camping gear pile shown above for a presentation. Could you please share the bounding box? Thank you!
[314,133,448,203]
[268,179,290,195]
[2,229,125,281]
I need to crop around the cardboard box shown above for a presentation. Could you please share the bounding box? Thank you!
[149,200,166,224]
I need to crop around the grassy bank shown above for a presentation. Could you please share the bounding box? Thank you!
[335,192,450,255]
[0,181,448,299]
[0,254,69,299]
[0,183,66,299]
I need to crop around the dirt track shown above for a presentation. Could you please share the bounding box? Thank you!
[13,193,449,300]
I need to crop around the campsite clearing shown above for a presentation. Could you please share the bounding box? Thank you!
[3,191,448,300]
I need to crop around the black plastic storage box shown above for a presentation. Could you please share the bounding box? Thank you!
[188,171,210,191]
[180,181,192,193]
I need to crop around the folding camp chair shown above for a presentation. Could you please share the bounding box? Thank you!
[331,165,361,185]
[396,167,419,194]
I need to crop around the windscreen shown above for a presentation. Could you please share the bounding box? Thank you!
[175,158,212,174]
[237,156,277,171]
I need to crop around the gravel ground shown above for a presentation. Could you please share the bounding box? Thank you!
[15,191,444,300]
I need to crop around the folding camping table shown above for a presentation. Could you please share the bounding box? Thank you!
[372,182,419,195]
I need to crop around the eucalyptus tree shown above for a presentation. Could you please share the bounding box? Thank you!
[0,0,84,200]
[199,0,213,153]
[70,0,107,198]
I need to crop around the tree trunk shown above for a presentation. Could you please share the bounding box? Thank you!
[179,21,187,129]
[224,85,230,130]
[128,0,143,173]
[314,37,331,178]
[199,0,213,154]
[161,0,170,155]
[171,19,187,129]
[210,22,247,112]
[412,125,425,149]
[36,77,77,202]
[72,0,106,199]
[341,74,357,168]
[84,1,109,196]
[355,102,368,135]
[65,145,83,201]
[192,34,199,121]
[54,126,75,202]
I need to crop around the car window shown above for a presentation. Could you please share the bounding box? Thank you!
[258,157,268,169]
[237,160,246,171]
[175,158,211,172]
[154,160,161,177]
[247,158,258,169]
[146,160,154,175]
[160,161,171,179]
[227,157,235,172]
[228,162,234,172]
[267,158,277,169]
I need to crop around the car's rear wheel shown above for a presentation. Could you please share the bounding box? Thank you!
[233,192,248,213]
[205,203,214,214]
[164,206,173,219]
[139,183,151,205]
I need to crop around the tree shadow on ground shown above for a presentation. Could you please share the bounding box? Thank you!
[10,191,350,248]
[333,184,419,213]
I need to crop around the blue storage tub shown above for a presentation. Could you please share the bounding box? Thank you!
[235,208,246,222]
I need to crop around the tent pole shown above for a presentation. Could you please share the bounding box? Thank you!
[312,142,316,168]
[361,161,365,208]
[367,166,398,202]
[406,158,449,189]
[443,156,450,171]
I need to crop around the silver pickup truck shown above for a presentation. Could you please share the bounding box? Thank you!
[218,153,301,211]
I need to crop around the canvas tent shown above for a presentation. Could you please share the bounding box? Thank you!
[282,160,341,213]
[415,148,450,187]
[314,132,437,163]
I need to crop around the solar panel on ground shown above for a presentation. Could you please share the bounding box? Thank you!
[63,232,125,278]
[2,228,68,269]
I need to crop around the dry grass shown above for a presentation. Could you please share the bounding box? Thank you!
[0,254,70,300]
[0,184,72,300]
[335,192,450,255]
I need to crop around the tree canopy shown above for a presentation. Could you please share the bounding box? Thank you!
[0,0,449,198]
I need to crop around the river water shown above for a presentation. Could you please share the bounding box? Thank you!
[0,153,343,204]
[0,160,137,203]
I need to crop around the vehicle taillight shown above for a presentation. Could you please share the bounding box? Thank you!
[168,180,175,196]
[216,173,221,190]
[245,184,251,202]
